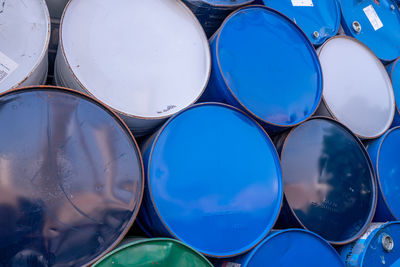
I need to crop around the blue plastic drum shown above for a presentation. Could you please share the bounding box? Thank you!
[216,229,344,267]
[339,0,400,62]
[341,222,400,266]
[202,6,322,132]
[275,117,377,245]
[262,0,341,46]
[387,58,400,126]
[366,127,400,221]
[138,103,283,257]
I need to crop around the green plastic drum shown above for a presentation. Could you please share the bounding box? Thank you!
[93,238,213,267]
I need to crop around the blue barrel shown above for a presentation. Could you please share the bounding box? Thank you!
[138,103,283,257]
[366,127,400,221]
[0,86,144,266]
[201,6,322,132]
[262,0,341,46]
[215,229,344,267]
[339,0,400,62]
[275,117,377,245]
[182,0,254,37]
[387,58,400,126]
[341,222,400,266]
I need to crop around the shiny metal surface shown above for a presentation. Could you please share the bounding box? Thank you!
[262,0,341,45]
[216,229,344,267]
[278,118,376,244]
[202,6,322,131]
[0,86,144,266]
[139,103,283,257]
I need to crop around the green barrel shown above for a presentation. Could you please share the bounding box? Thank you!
[93,238,213,267]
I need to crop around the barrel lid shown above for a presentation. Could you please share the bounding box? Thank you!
[215,6,322,127]
[0,86,144,266]
[389,58,400,116]
[361,222,400,266]
[280,117,376,244]
[147,103,283,257]
[339,0,400,62]
[318,36,395,139]
[93,238,212,266]
[189,0,253,6]
[243,229,344,267]
[376,127,400,220]
[0,0,50,92]
[60,0,210,119]
[262,0,340,45]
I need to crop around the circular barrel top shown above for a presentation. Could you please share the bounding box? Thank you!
[0,0,50,92]
[0,87,143,266]
[60,0,210,119]
[318,36,395,139]
[388,58,400,116]
[214,6,322,127]
[280,118,376,244]
[146,103,283,257]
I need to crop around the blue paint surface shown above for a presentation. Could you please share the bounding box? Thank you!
[340,0,400,62]
[262,0,340,45]
[387,59,400,126]
[139,103,283,257]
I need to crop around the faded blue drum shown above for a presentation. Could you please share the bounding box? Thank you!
[339,0,400,62]
[366,127,400,221]
[341,222,400,266]
[201,6,322,132]
[262,0,341,46]
[387,58,400,126]
[275,117,377,245]
[215,229,344,267]
[182,0,254,37]
[138,103,283,257]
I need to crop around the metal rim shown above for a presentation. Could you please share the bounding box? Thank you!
[146,102,284,258]
[5,0,51,90]
[317,35,395,140]
[59,0,211,121]
[279,116,378,245]
[213,5,323,128]
[0,85,145,267]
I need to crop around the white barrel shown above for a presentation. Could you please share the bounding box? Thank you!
[317,36,395,139]
[0,0,50,93]
[55,0,211,136]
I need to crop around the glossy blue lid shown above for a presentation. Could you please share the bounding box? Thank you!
[389,59,400,115]
[215,6,322,127]
[245,230,344,267]
[262,0,340,45]
[377,127,400,219]
[280,118,376,244]
[339,0,400,62]
[147,103,283,257]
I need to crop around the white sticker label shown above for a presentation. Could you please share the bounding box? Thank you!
[291,0,313,7]
[222,262,241,267]
[0,51,18,84]
[363,5,384,31]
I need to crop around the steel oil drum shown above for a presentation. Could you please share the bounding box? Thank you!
[387,58,400,126]
[0,86,144,266]
[0,0,50,92]
[215,229,344,267]
[339,0,400,62]
[93,238,212,267]
[182,0,254,37]
[262,0,341,46]
[202,6,322,132]
[317,36,395,139]
[139,103,283,257]
[275,117,377,245]
[341,222,400,266]
[366,127,400,222]
[55,0,211,136]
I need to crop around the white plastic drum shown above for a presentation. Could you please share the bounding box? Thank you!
[55,0,211,136]
[0,0,50,93]
[317,36,395,139]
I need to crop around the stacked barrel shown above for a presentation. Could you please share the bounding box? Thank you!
[1,0,400,266]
